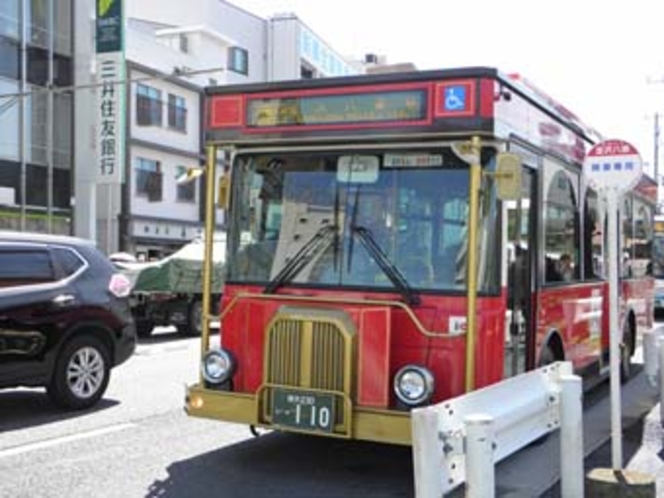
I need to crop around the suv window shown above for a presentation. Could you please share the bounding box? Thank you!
[53,247,86,276]
[0,249,55,287]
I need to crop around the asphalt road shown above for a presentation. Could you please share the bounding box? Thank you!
[0,330,414,498]
[0,327,660,498]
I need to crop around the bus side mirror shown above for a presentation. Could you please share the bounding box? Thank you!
[217,175,230,209]
[494,152,522,201]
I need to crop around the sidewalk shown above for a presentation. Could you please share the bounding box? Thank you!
[459,364,662,497]
[541,371,663,496]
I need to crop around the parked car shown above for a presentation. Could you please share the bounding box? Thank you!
[0,231,136,410]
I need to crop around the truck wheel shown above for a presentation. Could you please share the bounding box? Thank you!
[180,300,203,337]
[47,335,111,410]
[136,320,154,338]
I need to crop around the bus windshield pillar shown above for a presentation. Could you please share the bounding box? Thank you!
[201,145,218,368]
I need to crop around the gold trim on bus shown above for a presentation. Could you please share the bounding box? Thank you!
[206,130,498,148]
[214,292,463,339]
[185,385,412,446]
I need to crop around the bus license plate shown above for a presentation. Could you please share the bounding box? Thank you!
[272,389,335,433]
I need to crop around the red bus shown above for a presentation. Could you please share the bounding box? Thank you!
[185,67,655,445]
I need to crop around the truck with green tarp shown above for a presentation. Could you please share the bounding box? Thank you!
[116,236,225,337]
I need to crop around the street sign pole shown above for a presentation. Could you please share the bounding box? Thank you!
[605,186,622,468]
[583,139,644,471]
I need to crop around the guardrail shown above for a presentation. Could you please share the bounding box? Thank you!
[411,361,583,497]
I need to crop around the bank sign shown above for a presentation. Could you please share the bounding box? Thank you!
[96,0,123,53]
[96,0,125,184]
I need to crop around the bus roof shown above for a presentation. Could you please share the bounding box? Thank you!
[205,66,602,163]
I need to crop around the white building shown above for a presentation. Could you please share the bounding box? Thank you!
[74,0,359,256]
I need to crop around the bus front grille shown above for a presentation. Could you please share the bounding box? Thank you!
[266,319,347,391]
[261,308,356,434]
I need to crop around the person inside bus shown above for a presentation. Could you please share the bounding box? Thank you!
[557,253,574,281]
[508,245,527,308]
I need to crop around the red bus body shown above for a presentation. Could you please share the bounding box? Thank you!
[186,67,655,445]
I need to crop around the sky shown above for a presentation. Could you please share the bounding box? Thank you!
[229,0,664,178]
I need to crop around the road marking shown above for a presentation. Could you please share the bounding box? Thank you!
[0,422,136,459]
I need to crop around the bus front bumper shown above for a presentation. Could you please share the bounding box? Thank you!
[185,383,412,446]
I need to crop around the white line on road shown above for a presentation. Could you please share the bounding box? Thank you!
[0,422,136,459]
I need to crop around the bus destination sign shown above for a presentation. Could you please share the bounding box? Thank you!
[246,88,428,129]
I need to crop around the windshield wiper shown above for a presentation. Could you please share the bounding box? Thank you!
[264,224,337,294]
[346,185,361,273]
[352,226,420,306]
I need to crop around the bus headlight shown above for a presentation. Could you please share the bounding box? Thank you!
[393,365,434,406]
[201,348,235,384]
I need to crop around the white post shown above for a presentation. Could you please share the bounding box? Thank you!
[465,414,494,498]
[560,374,584,498]
[659,338,664,426]
[643,330,658,388]
[606,188,623,469]
[411,407,443,498]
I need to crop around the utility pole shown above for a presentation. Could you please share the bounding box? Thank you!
[656,113,662,213]
[655,113,660,184]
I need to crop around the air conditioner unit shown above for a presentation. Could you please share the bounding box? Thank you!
[0,187,15,206]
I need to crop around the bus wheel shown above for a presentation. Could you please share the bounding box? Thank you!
[620,322,634,383]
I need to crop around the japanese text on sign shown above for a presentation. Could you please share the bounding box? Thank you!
[96,53,124,184]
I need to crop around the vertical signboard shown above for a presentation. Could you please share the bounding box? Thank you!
[96,0,125,184]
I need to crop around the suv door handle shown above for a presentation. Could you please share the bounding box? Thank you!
[52,294,76,306]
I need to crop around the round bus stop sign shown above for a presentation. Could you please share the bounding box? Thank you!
[583,139,643,193]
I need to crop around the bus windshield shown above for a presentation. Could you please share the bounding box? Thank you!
[225,148,500,293]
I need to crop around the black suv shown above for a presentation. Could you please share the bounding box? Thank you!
[0,231,136,409]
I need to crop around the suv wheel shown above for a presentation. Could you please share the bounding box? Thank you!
[47,335,111,410]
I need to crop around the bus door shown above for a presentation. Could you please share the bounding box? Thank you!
[505,168,537,377]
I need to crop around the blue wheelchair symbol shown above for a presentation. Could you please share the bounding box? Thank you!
[444,86,467,111]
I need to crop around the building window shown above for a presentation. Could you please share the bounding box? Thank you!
[54,53,72,87]
[0,0,19,39]
[136,84,162,126]
[175,166,196,203]
[167,94,187,132]
[228,46,249,75]
[136,158,162,202]
[0,36,20,79]
[27,46,48,86]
